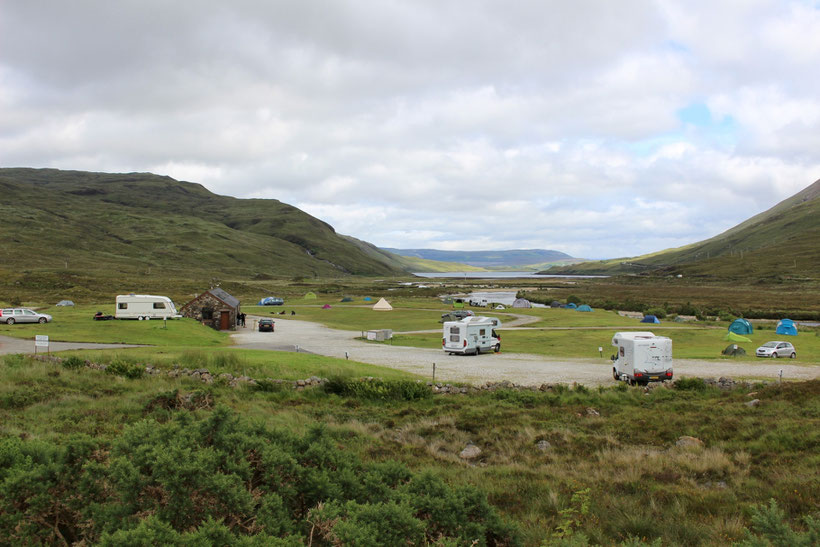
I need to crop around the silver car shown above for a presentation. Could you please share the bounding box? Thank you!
[0,308,53,325]
[755,341,796,359]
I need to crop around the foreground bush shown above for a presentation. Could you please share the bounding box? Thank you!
[0,406,517,545]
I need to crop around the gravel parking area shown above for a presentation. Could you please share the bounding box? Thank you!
[232,317,820,386]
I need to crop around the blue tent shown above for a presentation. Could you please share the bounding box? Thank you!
[363,297,372,302]
[258,296,284,306]
[576,304,593,312]
[565,303,577,309]
[641,315,660,324]
[729,318,753,335]
[776,318,798,336]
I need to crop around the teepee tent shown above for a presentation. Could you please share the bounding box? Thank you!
[729,318,753,335]
[775,319,797,336]
[372,298,393,311]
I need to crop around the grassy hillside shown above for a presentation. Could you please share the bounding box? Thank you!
[552,179,820,279]
[0,168,406,279]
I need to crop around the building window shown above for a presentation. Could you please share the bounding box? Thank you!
[202,308,213,320]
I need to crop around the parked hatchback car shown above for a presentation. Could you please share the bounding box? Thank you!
[258,318,275,332]
[0,308,53,325]
[756,341,796,359]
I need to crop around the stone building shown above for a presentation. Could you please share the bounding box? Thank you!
[181,288,241,330]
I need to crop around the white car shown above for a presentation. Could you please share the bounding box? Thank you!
[755,341,796,359]
[0,308,53,325]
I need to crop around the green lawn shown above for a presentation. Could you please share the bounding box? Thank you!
[61,346,419,382]
[391,326,820,362]
[0,304,228,346]
[245,302,508,333]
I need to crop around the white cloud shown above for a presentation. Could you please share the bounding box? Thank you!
[1,0,818,259]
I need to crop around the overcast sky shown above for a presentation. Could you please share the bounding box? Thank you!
[2,1,819,259]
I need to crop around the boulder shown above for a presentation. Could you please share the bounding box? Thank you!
[459,442,482,460]
[676,436,704,448]
[536,440,552,451]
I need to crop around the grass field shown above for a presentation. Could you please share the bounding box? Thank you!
[1,353,817,545]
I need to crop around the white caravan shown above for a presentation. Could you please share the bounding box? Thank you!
[610,331,673,384]
[115,294,181,320]
[442,316,501,355]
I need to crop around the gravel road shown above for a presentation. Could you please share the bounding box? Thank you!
[233,317,820,386]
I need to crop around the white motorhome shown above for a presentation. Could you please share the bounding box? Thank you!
[611,331,673,384]
[115,294,181,320]
[469,297,489,307]
[442,316,501,355]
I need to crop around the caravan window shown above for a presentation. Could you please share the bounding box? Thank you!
[153,302,166,309]
[118,303,127,310]
[448,325,460,343]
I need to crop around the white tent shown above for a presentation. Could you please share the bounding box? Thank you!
[372,297,393,311]
[495,304,506,310]
[512,298,532,308]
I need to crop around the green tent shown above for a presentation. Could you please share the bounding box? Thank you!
[722,344,747,356]
[724,331,751,343]
[304,292,317,300]
[340,297,353,302]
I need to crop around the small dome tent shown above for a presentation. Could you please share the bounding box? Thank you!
[576,304,593,312]
[722,344,747,356]
[729,318,753,335]
[340,297,353,302]
[512,298,532,308]
[304,292,317,300]
[775,319,797,336]
[322,304,332,309]
[565,303,578,309]
[372,298,393,311]
[550,301,562,308]
[363,297,372,302]
[495,304,506,310]
[641,315,660,324]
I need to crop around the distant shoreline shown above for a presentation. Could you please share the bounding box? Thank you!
[413,271,609,279]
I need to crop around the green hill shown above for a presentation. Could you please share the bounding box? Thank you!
[550,178,820,279]
[0,168,407,279]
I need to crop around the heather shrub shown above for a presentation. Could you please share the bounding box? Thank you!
[0,406,517,545]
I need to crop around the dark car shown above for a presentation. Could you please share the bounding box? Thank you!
[258,318,275,332]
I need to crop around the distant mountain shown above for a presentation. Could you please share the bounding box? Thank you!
[383,248,581,270]
[0,168,406,278]
[551,178,820,279]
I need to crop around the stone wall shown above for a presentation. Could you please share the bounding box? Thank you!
[180,292,238,330]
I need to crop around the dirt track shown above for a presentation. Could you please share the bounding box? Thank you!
[233,317,820,386]
[0,335,145,355]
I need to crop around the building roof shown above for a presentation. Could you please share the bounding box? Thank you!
[207,287,240,309]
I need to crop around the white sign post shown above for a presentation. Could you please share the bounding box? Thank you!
[35,335,49,354]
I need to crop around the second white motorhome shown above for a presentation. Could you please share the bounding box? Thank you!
[442,316,501,355]
[610,331,673,385]
[115,294,182,320]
